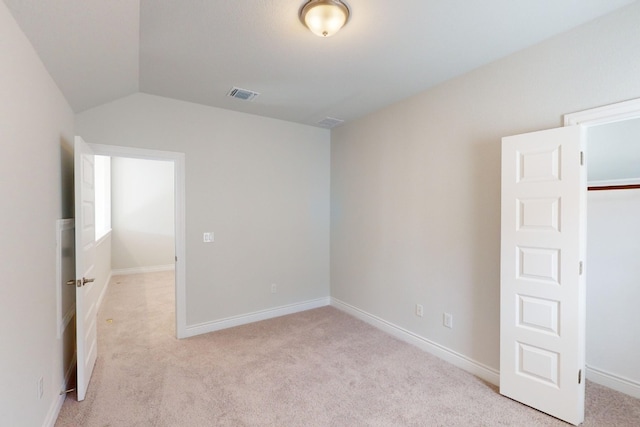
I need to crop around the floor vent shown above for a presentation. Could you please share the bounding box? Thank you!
[227,87,260,102]
[317,117,344,128]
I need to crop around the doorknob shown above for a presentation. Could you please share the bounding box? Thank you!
[67,278,95,287]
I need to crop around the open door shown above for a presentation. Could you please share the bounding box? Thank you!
[500,126,587,425]
[74,136,98,401]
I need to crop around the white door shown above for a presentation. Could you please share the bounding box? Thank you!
[500,126,587,425]
[74,136,98,401]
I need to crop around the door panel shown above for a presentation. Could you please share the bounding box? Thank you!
[500,126,586,425]
[74,136,98,402]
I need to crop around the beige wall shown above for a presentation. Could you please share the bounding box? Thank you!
[3,2,640,425]
[111,157,175,272]
[331,2,640,373]
[0,2,75,426]
[76,93,331,326]
[587,189,640,387]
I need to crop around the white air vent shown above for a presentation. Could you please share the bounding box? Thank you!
[317,117,344,128]
[227,87,260,102]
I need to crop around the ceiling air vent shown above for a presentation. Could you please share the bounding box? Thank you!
[227,87,260,102]
[317,117,344,128]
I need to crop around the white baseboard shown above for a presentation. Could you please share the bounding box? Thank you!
[331,298,500,386]
[586,365,640,399]
[112,264,175,276]
[184,297,331,338]
[43,392,65,427]
[43,352,76,427]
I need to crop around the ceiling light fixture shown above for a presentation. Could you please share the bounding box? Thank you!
[300,0,350,37]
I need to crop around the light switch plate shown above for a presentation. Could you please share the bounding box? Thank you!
[444,313,453,329]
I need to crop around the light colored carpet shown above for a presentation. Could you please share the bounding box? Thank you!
[56,272,640,426]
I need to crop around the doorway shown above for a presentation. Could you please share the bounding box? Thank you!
[109,157,175,276]
[89,143,186,338]
[499,98,640,424]
[582,117,640,398]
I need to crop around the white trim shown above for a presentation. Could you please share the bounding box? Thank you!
[44,353,77,427]
[562,99,640,401]
[564,97,640,127]
[56,219,75,339]
[331,298,500,386]
[89,143,184,161]
[112,264,176,276]
[86,143,187,339]
[173,151,187,338]
[586,365,640,399]
[94,232,112,310]
[95,226,111,243]
[95,229,111,246]
[184,297,330,338]
[43,393,64,427]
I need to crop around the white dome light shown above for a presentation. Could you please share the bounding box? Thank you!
[300,0,350,37]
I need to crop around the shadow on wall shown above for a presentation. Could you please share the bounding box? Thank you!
[469,138,501,368]
[60,135,74,219]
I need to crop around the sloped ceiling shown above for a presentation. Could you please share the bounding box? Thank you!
[4,0,140,113]
[4,0,636,127]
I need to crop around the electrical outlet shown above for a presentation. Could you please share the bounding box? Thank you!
[415,304,424,317]
[37,377,43,399]
[443,312,453,329]
[203,232,214,243]
[271,283,277,294]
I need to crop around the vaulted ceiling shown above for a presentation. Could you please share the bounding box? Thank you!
[4,0,636,127]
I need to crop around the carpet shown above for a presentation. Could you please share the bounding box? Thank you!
[55,271,640,426]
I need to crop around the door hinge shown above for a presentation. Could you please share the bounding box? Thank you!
[579,261,583,275]
[578,369,582,384]
[175,256,177,262]
[580,151,584,166]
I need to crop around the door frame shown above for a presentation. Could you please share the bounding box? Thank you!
[564,98,640,127]
[563,97,640,398]
[89,143,187,339]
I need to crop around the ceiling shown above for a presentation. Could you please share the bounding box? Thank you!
[4,0,636,128]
